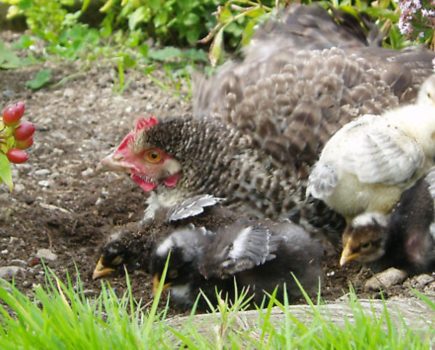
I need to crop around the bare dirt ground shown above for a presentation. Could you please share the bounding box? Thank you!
[0,33,433,315]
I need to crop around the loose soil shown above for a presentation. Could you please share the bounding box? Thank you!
[0,32,433,316]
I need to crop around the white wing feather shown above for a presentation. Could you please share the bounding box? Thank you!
[342,122,424,184]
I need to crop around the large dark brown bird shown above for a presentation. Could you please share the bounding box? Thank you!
[150,219,323,309]
[101,5,435,234]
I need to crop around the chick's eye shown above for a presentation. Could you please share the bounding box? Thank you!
[144,149,163,164]
[111,255,124,266]
[168,270,178,279]
[360,242,372,250]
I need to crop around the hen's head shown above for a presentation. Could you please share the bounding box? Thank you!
[101,116,182,192]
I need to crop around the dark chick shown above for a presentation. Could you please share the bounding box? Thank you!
[340,173,435,274]
[93,195,237,280]
[149,226,231,310]
[199,219,324,304]
[93,223,154,280]
[150,220,324,310]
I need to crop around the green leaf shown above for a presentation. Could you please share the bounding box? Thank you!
[0,154,13,191]
[183,13,199,26]
[209,27,224,67]
[241,19,257,46]
[148,47,182,61]
[128,7,147,31]
[81,0,91,12]
[0,41,24,69]
[25,68,52,90]
[218,6,233,24]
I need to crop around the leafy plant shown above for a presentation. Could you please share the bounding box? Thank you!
[1,0,77,42]
[99,0,221,47]
[397,0,435,49]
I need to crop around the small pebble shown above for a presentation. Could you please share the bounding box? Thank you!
[36,248,58,262]
[10,259,27,267]
[412,274,434,288]
[0,266,25,279]
[22,280,32,288]
[364,267,408,291]
[81,168,94,177]
[63,88,75,98]
[34,169,51,176]
[38,180,51,188]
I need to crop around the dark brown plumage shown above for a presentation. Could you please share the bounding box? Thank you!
[101,5,435,236]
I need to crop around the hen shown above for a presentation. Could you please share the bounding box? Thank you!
[101,5,435,234]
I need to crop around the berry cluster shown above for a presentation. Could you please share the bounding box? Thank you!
[1,102,35,164]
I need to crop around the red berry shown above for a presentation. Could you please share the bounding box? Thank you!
[6,149,29,163]
[15,137,34,150]
[14,121,35,141]
[14,102,25,118]
[2,102,25,126]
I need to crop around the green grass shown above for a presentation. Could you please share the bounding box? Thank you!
[0,270,432,349]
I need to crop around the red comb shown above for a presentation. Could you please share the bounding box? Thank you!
[115,132,134,153]
[135,116,158,132]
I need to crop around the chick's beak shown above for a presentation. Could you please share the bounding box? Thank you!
[339,240,360,267]
[92,257,116,280]
[152,274,171,296]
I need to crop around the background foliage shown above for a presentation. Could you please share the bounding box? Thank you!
[1,0,434,63]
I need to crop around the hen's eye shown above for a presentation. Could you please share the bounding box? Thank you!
[111,255,124,266]
[144,149,163,164]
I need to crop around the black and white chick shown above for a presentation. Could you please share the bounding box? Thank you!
[199,219,324,305]
[150,220,324,310]
[339,170,435,275]
[149,225,229,310]
[92,195,235,280]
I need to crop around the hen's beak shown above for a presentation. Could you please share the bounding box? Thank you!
[92,257,115,280]
[339,240,360,267]
[152,274,171,295]
[98,131,135,173]
[98,153,131,173]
